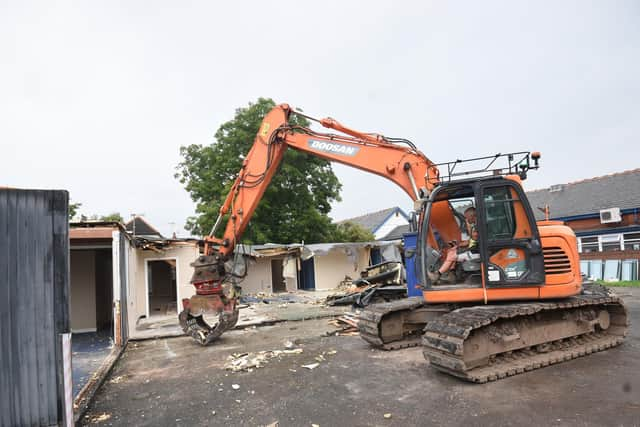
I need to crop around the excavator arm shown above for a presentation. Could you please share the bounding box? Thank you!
[207,103,438,258]
[179,103,438,345]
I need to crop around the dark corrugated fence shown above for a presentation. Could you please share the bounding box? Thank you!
[0,189,70,427]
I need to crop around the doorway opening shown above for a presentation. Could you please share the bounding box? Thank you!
[146,259,178,316]
[297,258,316,290]
[271,259,286,292]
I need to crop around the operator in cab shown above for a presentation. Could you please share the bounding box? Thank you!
[428,206,480,283]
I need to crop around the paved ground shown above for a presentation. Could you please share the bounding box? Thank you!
[83,288,640,426]
[72,332,113,397]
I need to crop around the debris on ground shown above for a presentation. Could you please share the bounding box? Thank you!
[232,384,240,390]
[384,413,392,419]
[109,375,127,384]
[325,262,406,307]
[86,412,111,423]
[324,276,367,306]
[327,313,360,336]
[301,349,337,370]
[240,292,307,305]
[224,347,304,373]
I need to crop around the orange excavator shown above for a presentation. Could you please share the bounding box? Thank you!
[179,104,628,382]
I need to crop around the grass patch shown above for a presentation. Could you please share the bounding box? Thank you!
[596,280,640,288]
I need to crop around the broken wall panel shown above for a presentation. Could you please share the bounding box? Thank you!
[0,189,70,427]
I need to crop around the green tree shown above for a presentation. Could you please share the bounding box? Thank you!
[100,212,124,223]
[331,221,375,242]
[176,98,342,244]
[69,200,81,220]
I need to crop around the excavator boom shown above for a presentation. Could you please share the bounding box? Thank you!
[207,104,437,258]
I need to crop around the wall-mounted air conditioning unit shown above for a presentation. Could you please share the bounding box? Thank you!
[600,207,621,224]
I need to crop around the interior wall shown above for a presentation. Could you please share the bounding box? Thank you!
[149,261,175,297]
[148,260,177,315]
[313,248,370,290]
[94,249,113,332]
[239,257,272,294]
[70,250,96,332]
[284,256,297,292]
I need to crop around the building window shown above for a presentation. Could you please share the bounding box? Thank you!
[580,260,590,277]
[624,233,640,251]
[582,259,637,281]
[588,260,603,280]
[604,260,621,281]
[580,236,598,253]
[621,259,638,281]
[601,234,622,252]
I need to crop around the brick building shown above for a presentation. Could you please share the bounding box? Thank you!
[527,169,640,281]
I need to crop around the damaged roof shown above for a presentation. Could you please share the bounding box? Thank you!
[526,168,640,220]
[125,215,163,238]
[70,221,124,241]
[234,241,400,259]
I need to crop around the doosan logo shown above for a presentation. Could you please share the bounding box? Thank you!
[308,140,360,156]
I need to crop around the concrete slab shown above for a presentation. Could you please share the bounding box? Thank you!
[83,288,640,426]
[129,290,349,341]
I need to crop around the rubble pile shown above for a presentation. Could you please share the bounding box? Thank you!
[327,312,360,336]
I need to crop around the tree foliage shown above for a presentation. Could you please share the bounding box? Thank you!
[69,200,81,220]
[331,221,376,243]
[176,98,343,244]
[100,212,124,223]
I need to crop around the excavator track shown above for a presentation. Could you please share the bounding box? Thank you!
[422,284,629,383]
[359,297,451,350]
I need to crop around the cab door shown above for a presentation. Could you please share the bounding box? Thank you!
[477,182,545,287]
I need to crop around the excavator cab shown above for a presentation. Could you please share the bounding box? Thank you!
[416,153,547,302]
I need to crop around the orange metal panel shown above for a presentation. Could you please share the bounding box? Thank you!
[423,286,541,303]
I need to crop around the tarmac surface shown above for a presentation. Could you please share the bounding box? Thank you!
[83,287,640,426]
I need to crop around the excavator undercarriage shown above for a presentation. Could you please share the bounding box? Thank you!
[359,283,628,382]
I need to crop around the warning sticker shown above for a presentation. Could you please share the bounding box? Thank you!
[488,270,500,281]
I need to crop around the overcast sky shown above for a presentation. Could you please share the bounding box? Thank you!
[2,1,639,237]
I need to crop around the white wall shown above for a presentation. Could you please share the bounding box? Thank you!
[238,256,299,294]
[238,257,273,294]
[374,212,409,240]
[70,250,96,332]
[284,256,297,292]
[126,243,199,330]
[240,248,372,292]
[313,247,370,290]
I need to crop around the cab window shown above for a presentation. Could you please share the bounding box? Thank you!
[483,186,517,241]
